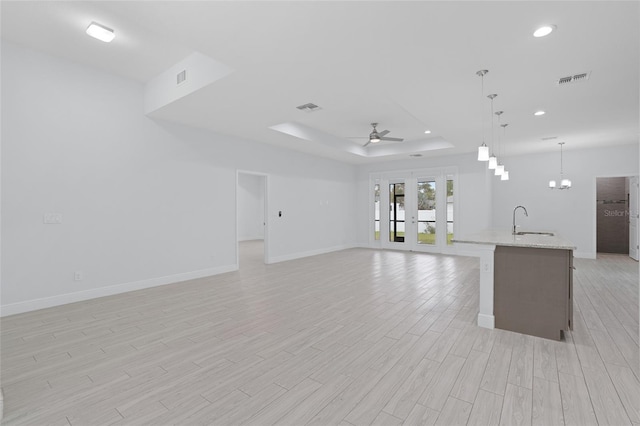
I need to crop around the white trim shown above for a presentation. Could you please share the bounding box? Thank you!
[238,236,265,242]
[455,242,496,330]
[574,251,596,259]
[477,313,495,329]
[370,167,459,255]
[236,170,269,266]
[354,242,371,249]
[267,244,355,264]
[453,247,482,257]
[0,264,238,317]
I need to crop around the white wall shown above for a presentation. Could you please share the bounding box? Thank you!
[237,173,265,241]
[355,153,493,248]
[1,42,357,315]
[491,144,639,258]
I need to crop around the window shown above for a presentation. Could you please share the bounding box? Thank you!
[417,180,436,245]
[447,176,454,245]
[374,182,380,240]
[389,183,405,242]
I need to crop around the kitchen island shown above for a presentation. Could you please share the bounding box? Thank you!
[453,230,576,341]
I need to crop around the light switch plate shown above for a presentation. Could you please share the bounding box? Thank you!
[43,213,62,224]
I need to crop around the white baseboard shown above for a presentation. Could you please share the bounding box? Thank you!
[453,247,482,257]
[353,242,372,249]
[267,244,355,264]
[477,313,495,329]
[573,251,596,259]
[0,264,238,317]
[239,236,265,242]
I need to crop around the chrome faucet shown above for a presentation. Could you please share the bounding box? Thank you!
[513,205,528,234]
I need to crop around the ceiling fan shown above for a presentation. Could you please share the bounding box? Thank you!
[363,123,404,147]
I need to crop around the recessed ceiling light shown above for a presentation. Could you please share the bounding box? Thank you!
[533,25,555,38]
[424,130,431,134]
[86,22,115,43]
[534,110,546,116]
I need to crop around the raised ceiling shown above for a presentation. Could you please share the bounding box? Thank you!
[2,1,638,164]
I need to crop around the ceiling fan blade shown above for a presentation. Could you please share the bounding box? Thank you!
[378,130,390,137]
[363,140,372,147]
[380,137,404,142]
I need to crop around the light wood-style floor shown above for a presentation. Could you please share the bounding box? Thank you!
[1,241,638,425]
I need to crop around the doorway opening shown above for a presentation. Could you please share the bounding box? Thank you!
[236,171,268,268]
[596,176,638,260]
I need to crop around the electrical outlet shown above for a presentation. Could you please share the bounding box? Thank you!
[74,271,83,281]
[43,213,63,224]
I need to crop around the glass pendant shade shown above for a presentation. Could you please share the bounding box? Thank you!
[478,144,489,161]
[549,142,572,190]
[501,171,509,181]
[488,155,497,169]
[476,70,489,162]
[495,164,504,176]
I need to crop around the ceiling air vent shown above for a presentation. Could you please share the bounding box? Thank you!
[557,72,590,86]
[296,103,322,113]
[542,136,558,141]
[177,70,187,85]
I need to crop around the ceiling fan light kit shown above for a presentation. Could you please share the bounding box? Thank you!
[363,123,404,147]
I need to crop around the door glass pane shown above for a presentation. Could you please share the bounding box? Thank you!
[417,180,436,245]
[374,182,380,240]
[447,177,454,245]
[389,183,405,242]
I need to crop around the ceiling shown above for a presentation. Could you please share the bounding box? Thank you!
[2,1,638,164]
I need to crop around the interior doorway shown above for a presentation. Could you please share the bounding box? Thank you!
[596,176,637,259]
[236,171,268,267]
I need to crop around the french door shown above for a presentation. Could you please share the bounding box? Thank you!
[373,168,456,253]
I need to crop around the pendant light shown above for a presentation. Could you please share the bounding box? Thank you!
[494,111,504,176]
[476,70,489,161]
[549,142,571,189]
[487,94,498,169]
[500,123,509,181]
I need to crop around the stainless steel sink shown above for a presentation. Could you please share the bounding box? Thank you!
[515,231,554,236]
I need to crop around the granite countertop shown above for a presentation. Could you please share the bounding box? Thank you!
[452,229,576,250]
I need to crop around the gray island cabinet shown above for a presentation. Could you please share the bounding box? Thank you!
[453,230,576,341]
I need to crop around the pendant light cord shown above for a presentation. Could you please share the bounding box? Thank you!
[490,97,494,153]
[496,113,501,157]
[503,124,507,157]
[560,143,564,178]
[481,74,485,144]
